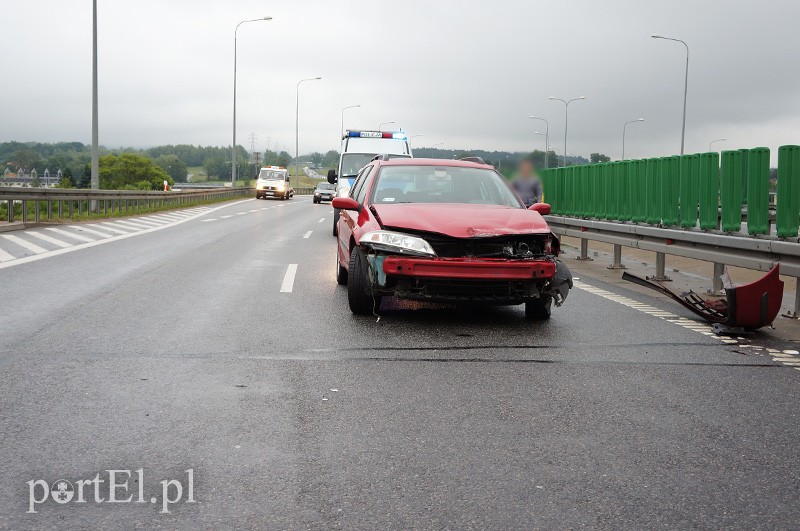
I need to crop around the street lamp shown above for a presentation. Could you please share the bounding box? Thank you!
[341,104,360,137]
[296,76,322,190]
[622,118,645,160]
[529,116,550,168]
[232,16,271,185]
[548,96,586,168]
[708,138,726,152]
[651,34,689,155]
[379,121,395,130]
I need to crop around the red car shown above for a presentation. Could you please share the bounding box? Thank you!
[332,157,572,318]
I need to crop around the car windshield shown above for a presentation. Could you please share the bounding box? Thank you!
[340,154,377,178]
[371,165,522,207]
[259,170,285,180]
[316,183,334,190]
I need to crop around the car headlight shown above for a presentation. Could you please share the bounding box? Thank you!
[276,183,285,190]
[360,230,436,257]
[336,187,350,198]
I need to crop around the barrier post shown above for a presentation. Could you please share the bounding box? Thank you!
[698,152,720,230]
[645,158,660,224]
[746,147,770,235]
[720,150,744,232]
[776,145,800,238]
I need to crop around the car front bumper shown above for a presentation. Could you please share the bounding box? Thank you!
[366,255,571,305]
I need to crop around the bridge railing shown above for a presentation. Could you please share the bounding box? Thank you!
[540,145,799,238]
[539,145,800,317]
[1,186,254,223]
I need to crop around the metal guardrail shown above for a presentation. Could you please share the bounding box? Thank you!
[545,215,800,316]
[1,187,254,223]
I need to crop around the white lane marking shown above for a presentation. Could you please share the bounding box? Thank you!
[318,218,325,223]
[221,215,233,219]
[112,219,158,229]
[45,227,96,243]
[66,225,114,238]
[1,234,48,254]
[260,207,270,211]
[574,279,799,371]
[0,200,250,270]
[26,231,74,248]
[236,212,247,216]
[280,264,298,293]
[201,219,217,222]
[248,209,258,213]
[98,223,133,234]
[0,246,16,262]
[303,231,313,239]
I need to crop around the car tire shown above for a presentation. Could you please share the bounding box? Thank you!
[335,249,348,285]
[348,247,379,315]
[332,208,340,237]
[313,197,319,204]
[525,296,552,320]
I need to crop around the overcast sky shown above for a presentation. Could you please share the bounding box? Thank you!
[1,0,798,163]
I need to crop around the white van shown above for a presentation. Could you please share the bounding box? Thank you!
[327,130,412,235]
[256,166,293,200]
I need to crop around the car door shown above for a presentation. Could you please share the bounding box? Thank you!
[338,164,373,268]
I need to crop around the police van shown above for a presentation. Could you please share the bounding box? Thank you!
[256,166,293,200]
[327,130,412,235]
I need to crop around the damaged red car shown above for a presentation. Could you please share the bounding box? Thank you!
[332,157,572,318]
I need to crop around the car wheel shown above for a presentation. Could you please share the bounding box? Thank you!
[255,194,261,199]
[313,197,319,204]
[335,248,348,285]
[332,208,340,237]
[525,296,552,320]
[348,247,379,315]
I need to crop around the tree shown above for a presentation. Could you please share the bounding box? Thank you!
[99,153,172,190]
[13,148,40,171]
[590,153,611,164]
[155,154,188,183]
[309,152,323,166]
[322,150,340,168]
[204,156,228,180]
[277,151,292,168]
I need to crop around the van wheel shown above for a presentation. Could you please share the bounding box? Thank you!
[348,248,379,315]
[525,297,552,320]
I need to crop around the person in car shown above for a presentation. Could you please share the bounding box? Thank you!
[510,159,542,207]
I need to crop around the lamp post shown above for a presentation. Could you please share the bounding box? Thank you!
[232,16,271,185]
[651,34,689,155]
[341,104,360,137]
[528,116,550,168]
[622,118,645,160]
[532,132,547,165]
[91,0,98,196]
[548,96,586,168]
[708,138,726,152]
[296,76,322,190]
[379,121,395,130]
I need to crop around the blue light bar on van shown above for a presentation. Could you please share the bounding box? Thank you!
[346,131,407,140]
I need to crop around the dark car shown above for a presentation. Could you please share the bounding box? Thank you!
[313,182,335,204]
[332,158,572,319]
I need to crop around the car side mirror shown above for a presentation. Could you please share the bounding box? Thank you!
[529,203,551,216]
[332,197,360,211]
[327,169,337,184]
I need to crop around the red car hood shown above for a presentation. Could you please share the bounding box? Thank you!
[372,203,551,238]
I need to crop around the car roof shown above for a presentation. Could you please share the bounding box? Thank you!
[374,157,494,170]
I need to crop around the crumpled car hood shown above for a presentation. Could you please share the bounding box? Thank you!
[372,203,551,238]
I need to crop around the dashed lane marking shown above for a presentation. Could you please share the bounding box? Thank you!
[26,231,74,248]
[280,264,298,293]
[318,218,325,223]
[303,231,313,239]
[221,215,233,219]
[1,234,48,254]
[201,219,217,222]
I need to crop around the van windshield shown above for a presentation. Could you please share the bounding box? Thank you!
[259,170,286,180]
[340,154,410,178]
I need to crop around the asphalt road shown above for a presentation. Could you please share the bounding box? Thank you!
[1,197,798,529]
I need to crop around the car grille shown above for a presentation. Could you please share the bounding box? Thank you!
[394,278,539,302]
[393,230,546,259]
